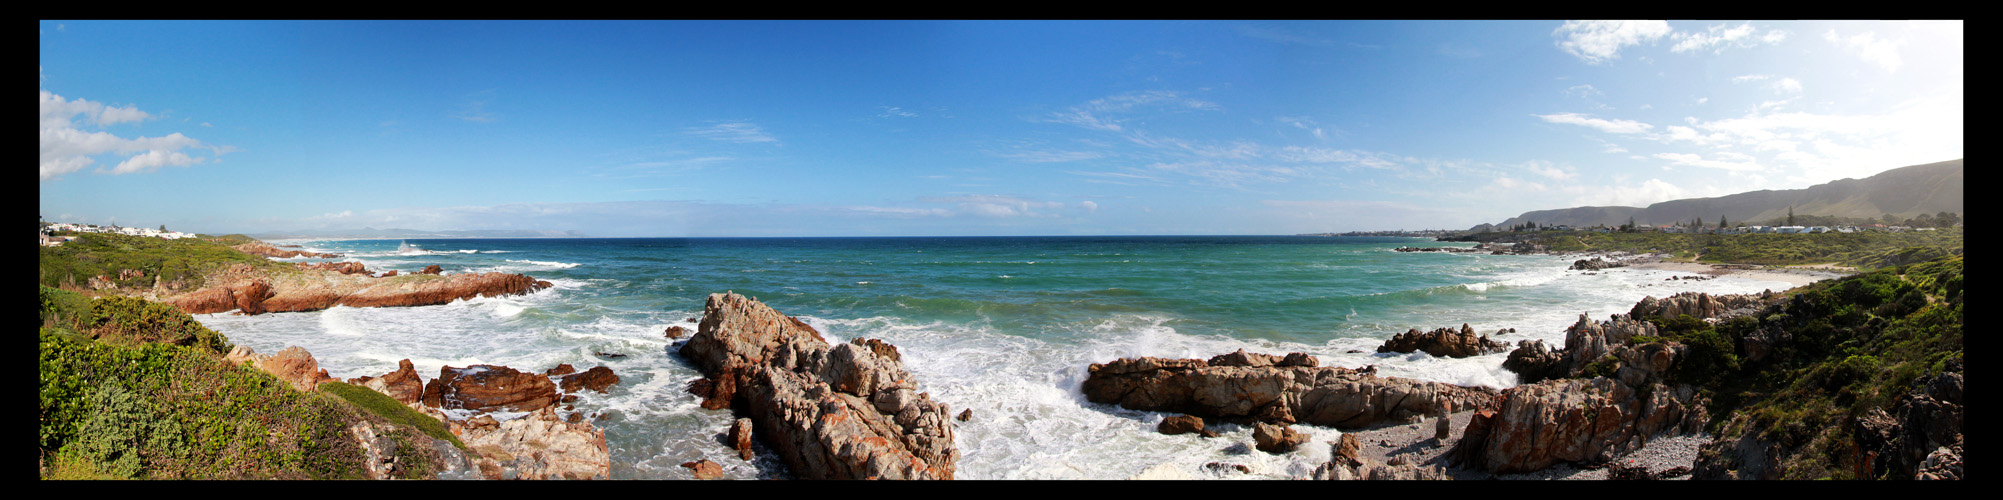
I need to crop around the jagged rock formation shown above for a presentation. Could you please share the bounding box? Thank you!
[1454,313,1709,474]
[347,359,425,404]
[298,261,371,275]
[1501,313,1660,384]
[1376,324,1510,358]
[1252,422,1309,453]
[1627,291,1778,322]
[161,271,551,315]
[1081,350,1498,428]
[678,292,959,479]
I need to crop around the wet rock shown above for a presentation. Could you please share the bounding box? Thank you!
[1158,415,1206,436]
[420,265,444,275]
[559,366,620,394]
[1253,422,1308,453]
[1375,323,1511,358]
[422,364,558,413]
[730,418,756,461]
[664,325,689,339]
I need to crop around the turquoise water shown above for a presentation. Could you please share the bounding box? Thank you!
[194,236,1797,479]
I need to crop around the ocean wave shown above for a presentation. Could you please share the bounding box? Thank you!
[505,259,582,269]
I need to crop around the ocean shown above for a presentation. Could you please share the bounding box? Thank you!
[191,236,1797,479]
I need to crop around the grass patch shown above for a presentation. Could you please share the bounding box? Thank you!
[320,382,465,451]
[39,232,284,292]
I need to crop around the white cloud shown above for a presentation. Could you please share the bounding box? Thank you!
[1653,152,1763,171]
[40,90,224,181]
[1535,112,1655,134]
[685,122,779,144]
[1552,20,1672,64]
[1823,29,1905,73]
[1523,160,1576,180]
[878,106,918,118]
[1670,22,1786,54]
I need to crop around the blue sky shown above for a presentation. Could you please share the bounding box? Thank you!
[39,20,1963,237]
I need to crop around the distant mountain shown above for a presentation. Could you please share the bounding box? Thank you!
[1480,159,1963,230]
[247,227,588,240]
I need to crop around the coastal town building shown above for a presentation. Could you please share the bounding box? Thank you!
[40,221,195,246]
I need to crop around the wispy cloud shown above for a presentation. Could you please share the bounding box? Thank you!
[456,89,500,123]
[1042,90,1219,133]
[1670,22,1788,55]
[1552,20,1672,64]
[1534,112,1655,134]
[685,121,779,144]
[878,106,918,118]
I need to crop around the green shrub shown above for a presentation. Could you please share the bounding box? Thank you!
[320,382,465,451]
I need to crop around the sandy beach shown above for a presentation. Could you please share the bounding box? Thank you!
[1628,261,1854,289]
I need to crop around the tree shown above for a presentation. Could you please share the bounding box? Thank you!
[1787,206,1795,226]
[158,224,167,232]
[1718,215,1727,228]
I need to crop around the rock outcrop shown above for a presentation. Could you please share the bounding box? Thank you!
[1082,351,1499,428]
[347,358,426,404]
[1570,257,1625,271]
[1501,313,1660,384]
[678,292,959,479]
[298,261,371,275]
[420,265,445,275]
[422,364,559,413]
[163,271,552,315]
[1627,291,1777,322]
[558,366,620,394]
[1450,337,1708,474]
[1252,422,1309,453]
[225,345,336,391]
[1375,324,1510,358]
[456,406,611,480]
[233,242,339,259]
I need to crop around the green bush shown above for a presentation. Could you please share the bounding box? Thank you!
[320,382,465,451]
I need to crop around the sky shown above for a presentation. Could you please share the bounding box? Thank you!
[39,20,1964,237]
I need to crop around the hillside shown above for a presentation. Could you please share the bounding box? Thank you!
[1483,159,1963,229]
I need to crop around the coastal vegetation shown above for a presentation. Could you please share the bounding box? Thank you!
[39,231,286,292]
[1458,228,1961,270]
[38,285,455,479]
[1582,255,1962,478]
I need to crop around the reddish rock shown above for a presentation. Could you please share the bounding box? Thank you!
[347,359,425,404]
[298,261,371,275]
[1253,422,1309,453]
[730,418,756,460]
[559,366,620,394]
[335,272,552,309]
[421,364,559,413]
[681,459,723,480]
[229,345,337,392]
[664,325,689,339]
[380,270,398,277]
[544,364,577,377]
[957,409,973,422]
[1082,351,1498,428]
[234,242,340,259]
[678,292,958,479]
[1158,415,1206,435]
[420,265,444,275]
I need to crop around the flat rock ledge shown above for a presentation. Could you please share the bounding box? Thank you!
[1081,350,1499,428]
[161,268,552,316]
[679,292,959,479]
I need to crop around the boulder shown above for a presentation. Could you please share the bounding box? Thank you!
[420,265,444,275]
[1375,323,1511,358]
[544,364,577,377]
[677,292,958,479]
[681,460,724,480]
[1628,291,1777,321]
[664,325,689,339]
[1158,415,1206,436]
[380,270,398,277]
[1570,257,1625,271]
[422,364,559,413]
[1082,351,1499,428]
[1446,352,1707,474]
[1252,422,1308,453]
[559,366,620,394]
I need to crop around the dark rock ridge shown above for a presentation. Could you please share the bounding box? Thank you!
[1501,313,1660,385]
[1376,324,1510,358]
[423,364,560,413]
[1081,350,1498,428]
[678,292,959,479]
[1570,257,1625,271]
